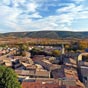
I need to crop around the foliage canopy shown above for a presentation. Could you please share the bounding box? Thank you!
[0,66,21,88]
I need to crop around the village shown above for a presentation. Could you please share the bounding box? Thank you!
[0,44,88,88]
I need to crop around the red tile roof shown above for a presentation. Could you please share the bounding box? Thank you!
[22,81,82,88]
[22,81,64,88]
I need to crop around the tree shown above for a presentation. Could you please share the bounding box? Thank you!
[52,50,61,56]
[65,44,71,52]
[17,44,29,56]
[0,66,21,88]
[49,57,56,63]
[21,44,29,51]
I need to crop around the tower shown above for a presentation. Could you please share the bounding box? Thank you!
[62,44,65,55]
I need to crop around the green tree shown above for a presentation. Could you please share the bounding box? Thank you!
[0,66,21,88]
[21,44,29,51]
[17,44,29,56]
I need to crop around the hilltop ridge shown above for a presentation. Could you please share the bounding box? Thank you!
[0,31,88,39]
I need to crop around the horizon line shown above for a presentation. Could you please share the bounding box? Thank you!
[1,30,88,33]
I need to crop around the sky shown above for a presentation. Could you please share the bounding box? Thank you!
[0,0,88,33]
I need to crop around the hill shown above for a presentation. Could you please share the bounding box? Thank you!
[1,31,88,39]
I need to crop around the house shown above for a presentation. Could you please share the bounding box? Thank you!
[15,70,35,77]
[21,78,61,88]
[22,81,61,88]
[35,70,50,78]
[34,59,61,71]
[21,78,83,88]
[15,69,50,78]
[0,60,4,65]
[80,66,88,87]
[3,59,12,67]
[12,59,24,69]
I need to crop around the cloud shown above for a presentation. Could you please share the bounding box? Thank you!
[0,0,88,32]
[72,0,85,3]
[76,10,88,19]
[26,3,38,12]
[57,4,83,13]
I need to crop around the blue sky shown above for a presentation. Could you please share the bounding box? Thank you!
[0,0,88,32]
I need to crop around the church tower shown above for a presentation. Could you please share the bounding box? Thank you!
[62,44,65,55]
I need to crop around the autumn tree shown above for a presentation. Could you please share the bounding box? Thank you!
[79,41,88,50]
[65,44,71,52]
[52,50,61,56]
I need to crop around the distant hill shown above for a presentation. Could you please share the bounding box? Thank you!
[1,31,88,39]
